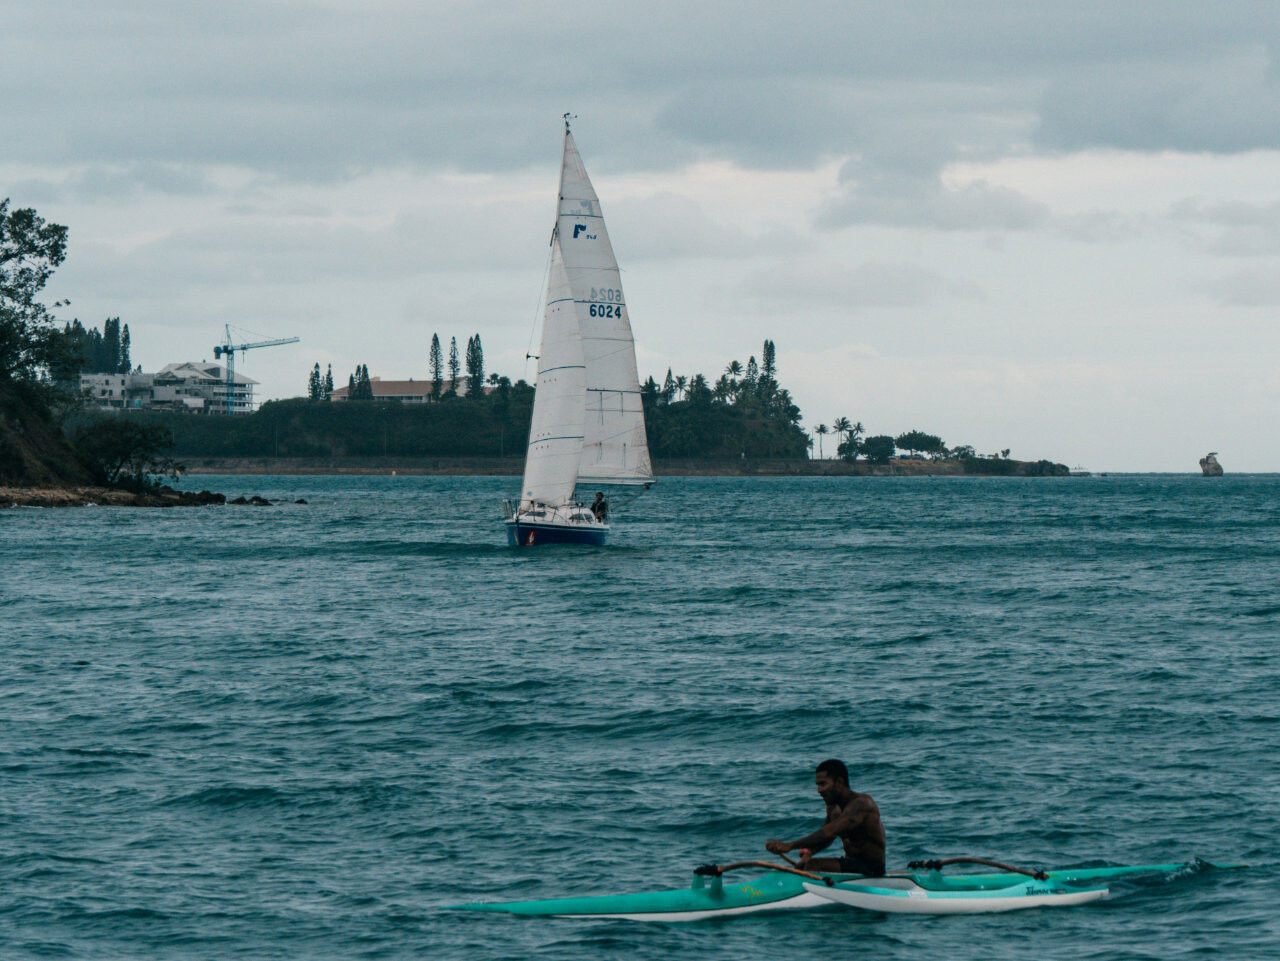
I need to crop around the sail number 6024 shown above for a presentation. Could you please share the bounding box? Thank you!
[589,304,622,318]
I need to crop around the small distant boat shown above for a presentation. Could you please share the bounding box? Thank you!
[504,116,653,547]
[1200,452,1224,476]
[1068,465,1092,477]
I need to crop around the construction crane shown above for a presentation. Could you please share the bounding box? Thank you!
[212,324,300,414]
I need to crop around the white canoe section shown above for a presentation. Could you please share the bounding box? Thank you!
[803,879,1108,915]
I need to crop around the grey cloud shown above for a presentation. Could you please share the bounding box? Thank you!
[1036,45,1280,154]
[52,200,547,303]
[821,163,1050,231]
[6,1,1279,179]
[741,258,984,309]
[1169,199,1280,256]
[1199,267,1280,306]
[611,192,804,263]
[1054,210,1151,244]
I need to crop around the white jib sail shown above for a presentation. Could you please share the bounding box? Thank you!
[520,239,586,508]
[557,130,653,487]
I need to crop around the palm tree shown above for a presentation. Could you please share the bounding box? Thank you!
[724,360,743,388]
[814,424,830,459]
[674,374,688,400]
[712,374,732,403]
[832,417,852,444]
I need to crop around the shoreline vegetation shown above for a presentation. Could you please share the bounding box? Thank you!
[3,455,1072,507]
[4,199,1073,507]
[175,455,1072,477]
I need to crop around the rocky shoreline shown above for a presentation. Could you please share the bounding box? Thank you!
[1,485,229,508]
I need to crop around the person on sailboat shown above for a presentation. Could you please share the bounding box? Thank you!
[590,492,608,522]
[765,759,886,876]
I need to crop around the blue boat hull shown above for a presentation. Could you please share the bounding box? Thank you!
[506,521,607,547]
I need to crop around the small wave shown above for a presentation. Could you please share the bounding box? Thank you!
[164,785,283,809]
[1241,604,1280,617]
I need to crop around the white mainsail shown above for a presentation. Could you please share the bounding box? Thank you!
[518,122,652,513]
[520,239,585,508]
[556,129,653,487]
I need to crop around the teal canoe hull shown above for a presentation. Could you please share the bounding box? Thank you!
[449,862,1239,921]
[452,870,863,920]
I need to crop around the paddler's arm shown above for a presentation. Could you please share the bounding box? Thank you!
[765,829,835,856]
[766,802,869,855]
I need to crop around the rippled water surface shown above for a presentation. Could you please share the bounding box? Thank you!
[2,474,1277,959]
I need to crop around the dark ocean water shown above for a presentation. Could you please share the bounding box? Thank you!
[2,474,1277,960]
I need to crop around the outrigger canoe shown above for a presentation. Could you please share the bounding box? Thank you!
[451,859,1237,922]
[804,873,1108,915]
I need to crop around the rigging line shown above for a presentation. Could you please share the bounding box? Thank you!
[524,243,555,381]
[227,323,275,343]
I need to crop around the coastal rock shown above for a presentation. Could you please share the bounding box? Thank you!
[0,486,227,508]
[1199,453,1224,476]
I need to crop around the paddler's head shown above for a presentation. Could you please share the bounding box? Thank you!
[815,759,850,803]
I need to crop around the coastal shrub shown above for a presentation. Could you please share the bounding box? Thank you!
[860,435,896,464]
[73,418,182,491]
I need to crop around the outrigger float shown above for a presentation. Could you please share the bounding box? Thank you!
[451,856,1243,921]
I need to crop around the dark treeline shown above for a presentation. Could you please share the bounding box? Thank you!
[139,339,810,460]
[129,385,536,459]
[2,196,1064,486]
[812,422,1066,475]
[642,339,809,458]
[51,317,133,379]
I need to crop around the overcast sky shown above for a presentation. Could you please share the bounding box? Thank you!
[4,1,1278,470]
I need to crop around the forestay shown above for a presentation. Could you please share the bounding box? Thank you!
[556,130,652,488]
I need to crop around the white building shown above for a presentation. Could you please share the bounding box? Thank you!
[80,362,258,414]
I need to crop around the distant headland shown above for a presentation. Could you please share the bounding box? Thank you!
[4,198,1070,503]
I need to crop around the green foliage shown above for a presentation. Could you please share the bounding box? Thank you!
[429,333,443,398]
[307,363,322,401]
[347,364,373,400]
[960,454,1018,475]
[47,318,135,386]
[126,385,537,459]
[447,337,460,392]
[641,340,808,458]
[1,199,69,384]
[895,429,947,459]
[72,417,181,490]
[860,435,896,464]
[465,333,484,397]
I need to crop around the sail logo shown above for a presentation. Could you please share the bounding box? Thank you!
[572,224,597,240]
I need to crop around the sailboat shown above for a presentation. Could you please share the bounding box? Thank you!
[504,116,653,547]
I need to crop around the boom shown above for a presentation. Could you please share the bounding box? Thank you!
[212,324,300,414]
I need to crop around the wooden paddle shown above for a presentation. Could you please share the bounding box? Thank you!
[907,857,1049,881]
[693,860,837,886]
